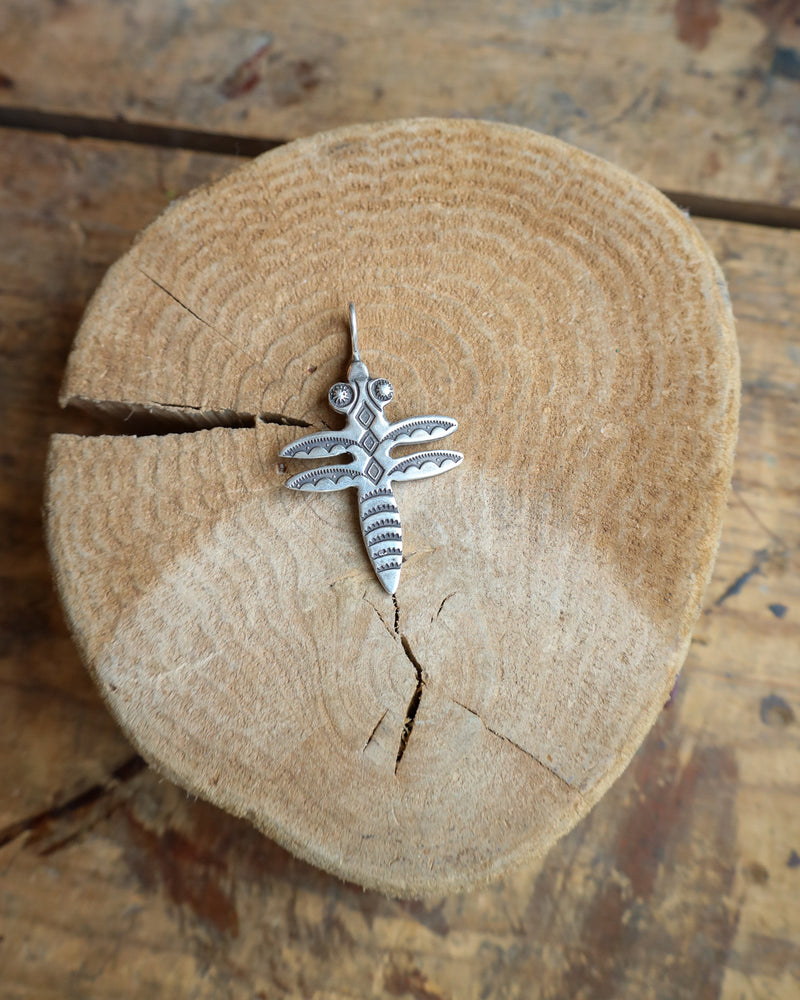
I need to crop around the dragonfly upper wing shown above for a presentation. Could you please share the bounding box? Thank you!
[384,416,458,446]
[388,450,464,483]
[285,465,363,492]
[280,431,360,460]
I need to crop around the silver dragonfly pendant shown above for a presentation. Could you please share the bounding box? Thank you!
[280,304,463,594]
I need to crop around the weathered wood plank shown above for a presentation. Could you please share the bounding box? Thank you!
[0,130,798,995]
[694,219,800,694]
[0,130,241,832]
[0,0,798,206]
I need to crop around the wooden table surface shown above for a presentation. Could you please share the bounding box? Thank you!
[0,2,797,997]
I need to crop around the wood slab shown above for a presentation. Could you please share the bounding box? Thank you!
[0,127,797,996]
[0,0,798,205]
[44,119,738,895]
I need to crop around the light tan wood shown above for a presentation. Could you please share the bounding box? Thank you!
[44,119,739,896]
[2,127,797,993]
[1,0,798,205]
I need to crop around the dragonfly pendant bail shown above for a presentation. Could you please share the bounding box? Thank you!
[280,303,464,594]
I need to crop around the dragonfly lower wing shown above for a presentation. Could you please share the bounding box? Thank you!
[388,450,464,483]
[286,465,362,492]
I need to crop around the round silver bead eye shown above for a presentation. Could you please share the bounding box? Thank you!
[329,382,355,411]
[370,378,394,405]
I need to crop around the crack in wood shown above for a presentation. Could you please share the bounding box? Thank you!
[395,645,424,773]
[360,593,425,770]
[435,592,455,619]
[363,595,397,641]
[58,397,311,436]
[393,597,426,773]
[137,267,262,367]
[360,592,430,771]
[259,412,312,428]
[0,755,146,850]
[361,710,388,752]
[450,700,579,792]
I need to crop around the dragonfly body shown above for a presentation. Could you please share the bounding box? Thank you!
[280,305,463,594]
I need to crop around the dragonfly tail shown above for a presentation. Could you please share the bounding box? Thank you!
[358,487,403,595]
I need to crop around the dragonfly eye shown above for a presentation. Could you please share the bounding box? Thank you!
[369,378,394,406]
[329,382,355,412]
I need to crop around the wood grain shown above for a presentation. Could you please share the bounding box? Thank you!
[0,127,796,995]
[44,119,738,896]
[0,0,798,206]
[0,128,239,833]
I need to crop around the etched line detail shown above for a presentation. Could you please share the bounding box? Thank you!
[360,487,394,502]
[385,416,458,443]
[360,488,404,585]
[363,520,402,538]
[390,451,463,477]
[366,531,403,544]
[281,434,359,458]
[286,465,361,490]
[377,561,403,574]
[361,502,399,519]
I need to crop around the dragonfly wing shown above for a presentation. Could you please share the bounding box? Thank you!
[280,432,360,459]
[388,450,464,483]
[285,465,362,492]
[384,416,458,446]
